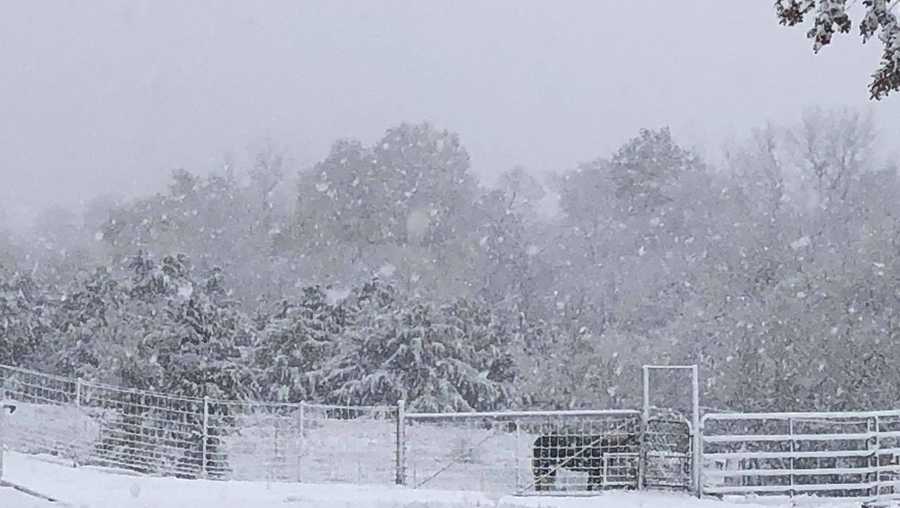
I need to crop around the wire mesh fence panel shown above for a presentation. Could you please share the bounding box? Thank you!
[210,401,397,484]
[81,382,207,478]
[1,364,399,485]
[403,410,641,494]
[301,404,397,484]
[208,400,301,482]
[0,364,85,463]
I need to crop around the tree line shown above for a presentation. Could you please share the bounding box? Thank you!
[3,109,900,413]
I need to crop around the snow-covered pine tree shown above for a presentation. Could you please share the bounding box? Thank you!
[440,298,515,410]
[319,278,398,404]
[254,285,342,403]
[325,281,513,411]
[0,271,51,367]
[95,253,253,478]
[144,264,254,401]
[48,267,122,380]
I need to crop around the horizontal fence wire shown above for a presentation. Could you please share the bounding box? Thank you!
[0,363,397,484]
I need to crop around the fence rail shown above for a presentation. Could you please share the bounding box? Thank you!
[700,410,900,505]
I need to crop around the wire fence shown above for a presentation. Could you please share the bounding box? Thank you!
[401,409,644,493]
[0,363,696,494]
[0,364,397,484]
[14,361,900,504]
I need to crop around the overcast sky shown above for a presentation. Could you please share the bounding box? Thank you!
[2,1,899,228]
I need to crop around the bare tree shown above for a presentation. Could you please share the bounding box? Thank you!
[786,108,876,205]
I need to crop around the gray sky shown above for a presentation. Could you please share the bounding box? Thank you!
[2,1,899,228]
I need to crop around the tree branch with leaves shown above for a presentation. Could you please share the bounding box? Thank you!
[776,0,900,99]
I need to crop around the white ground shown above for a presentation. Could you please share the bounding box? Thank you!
[0,451,853,508]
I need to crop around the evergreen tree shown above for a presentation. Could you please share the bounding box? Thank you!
[49,267,122,379]
[0,271,51,367]
[253,285,342,402]
[325,283,513,411]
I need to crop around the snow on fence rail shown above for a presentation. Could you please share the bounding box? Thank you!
[700,410,900,504]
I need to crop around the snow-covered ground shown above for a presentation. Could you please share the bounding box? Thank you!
[0,451,850,508]
[1,451,489,508]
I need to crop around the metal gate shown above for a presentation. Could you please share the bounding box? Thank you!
[400,409,642,494]
[700,410,900,505]
[641,365,700,493]
[643,416,692,490]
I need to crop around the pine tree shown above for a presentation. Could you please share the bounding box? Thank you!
[0,272,51,367]
[254,285,342,402]
[324,282,513,411]
[49,267,122,379]
[94,253,253,478]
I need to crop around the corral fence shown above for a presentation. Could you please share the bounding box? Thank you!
[700,410,900,506]
[0,363,697,495]
[11,360,900,505]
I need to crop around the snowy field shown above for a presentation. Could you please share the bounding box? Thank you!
[0,451,859,508]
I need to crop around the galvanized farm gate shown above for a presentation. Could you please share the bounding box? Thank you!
[396,364,700,495]
[700,410,900,505]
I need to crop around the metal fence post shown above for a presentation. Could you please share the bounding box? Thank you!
[514,420,520,490]
[396,400,406,485]
[640,366,650,490]
[297,401,305,483]
[873,415,881,502]
[788,417,795,500]
[73,378,84,468]
[201,396,209,479]
[697,415,705,498]
[691,365,701,498]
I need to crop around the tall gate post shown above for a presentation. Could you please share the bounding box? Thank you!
[514,422,520,490]
[640,366,650,490]
[691,365,701,497]
[642,364,701,495]
[396,400,407,485]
